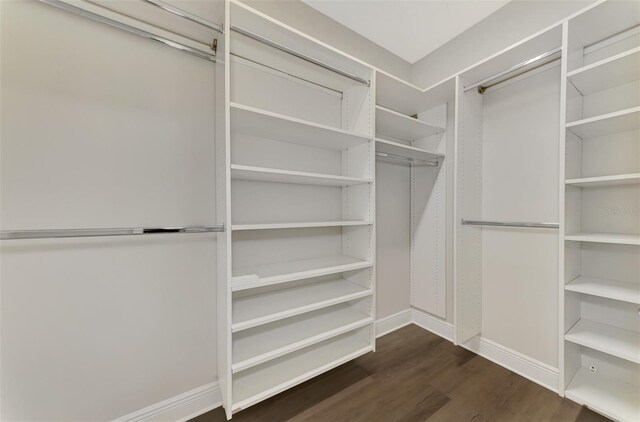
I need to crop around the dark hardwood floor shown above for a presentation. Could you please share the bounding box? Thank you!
[192,324,610,422]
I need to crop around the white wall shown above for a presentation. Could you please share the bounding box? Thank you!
[411,0,596,88]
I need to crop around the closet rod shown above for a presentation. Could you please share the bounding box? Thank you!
[141,0,223,33]
[464,47,561,93]
[461,219,559,229]
[39,0,217,63]
[230,25,370,87]
[376,152,439,166]
[0,225,225,240]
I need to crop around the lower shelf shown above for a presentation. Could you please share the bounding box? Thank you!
[565,319,640,364]
[232,330,372,412]
[565,276,640,304]
[232,304,371,373]
[565,367,640,422]
[565,232,640,246]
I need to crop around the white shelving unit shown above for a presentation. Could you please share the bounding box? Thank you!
[561,2,640,420]
[375,138,444,162]
[217,1,377,417]
[375,105,444,142]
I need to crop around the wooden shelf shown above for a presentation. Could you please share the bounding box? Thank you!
[565,319,640,364]
[375,138,444,162]
[232,255,373,291]
[566,106,640,139]
[230,102,371,151]
[231,164,371,187]
[566,173,640,187]
[565,367,640,422]
[566,276,640,304]
[232,220,372,231]
[232,331,372,412]
[567,47,640,95]
[232,304,371,372]
[565,232,640,245]
[232,278,372,332]
[375,105,444,142]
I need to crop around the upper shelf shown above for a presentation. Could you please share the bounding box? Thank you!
[565,275,640,305]
[231,164,372,187]
[232,220,372,231]
[375,73,455,116]
[565,173,640,187]
[375,138,444,162]
[566,106,640,139]
[567,47,640,96]
[565,232,640,246]
[375,106,444,142]
[231,102,371,150]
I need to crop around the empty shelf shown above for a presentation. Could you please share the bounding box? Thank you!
[565,367,640,422]
[375,72,455,116]
[567,47,640,95]
[232,220,372,231]
[565,319,640,364]
[232,278,372,332]
[232,255,373,291]
[566,106,640,139]
[566,276,640,304]
[232,331,372,412]
[375,138,444,162]
[375,105,444,141]
[231,164,371,187]
[565,233,640,245]
[232,304,371,372]
[566,173,640,187]
[230,102,371,150]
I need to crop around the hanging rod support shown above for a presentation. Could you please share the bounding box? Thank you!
[461,219,559,229]
[465,47,562,93]
[230,24,370,87]
[0,225,225,240]
[376,152,439,166]
[141,0,224,33]
[39,0,217,63]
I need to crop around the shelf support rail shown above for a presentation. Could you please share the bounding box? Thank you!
[230,25,370,87]
[39,0,217,62]
[376,152,439,166]
[0,225,225,240]
[461,219,559,229]
[464,47,562,94]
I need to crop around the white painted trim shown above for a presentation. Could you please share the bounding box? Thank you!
[375,309,413,338]
[113,382,222,422]
[461,336,559,393]
[412,308,454,341]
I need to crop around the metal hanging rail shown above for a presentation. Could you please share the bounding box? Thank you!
[461,219,559,229]
[376,152,439,167]
[0,225,225,240]
[231,24,370,87]
[39,0,217,62]
[141,0,223,33]
[464,47,562,93]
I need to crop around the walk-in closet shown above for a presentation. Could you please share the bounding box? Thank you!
[0,0,638,421]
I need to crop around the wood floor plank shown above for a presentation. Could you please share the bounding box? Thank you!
[190,324,611,422]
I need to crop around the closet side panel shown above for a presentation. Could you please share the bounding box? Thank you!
[480,67,560,368]
[454,80,484,344]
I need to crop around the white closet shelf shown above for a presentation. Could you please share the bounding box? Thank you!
[565,173,640,187]
[232,278,372,332]
[567,47,640,95]
[232,332,372,412]
[566,106,640,139]
[232,304,371,373]
[375,72,455,116]
[232,220,372,231]
[566,276,640,304]
[230,164,371,186]
[232,255,373,291]
[230,102,371,150]
[565,232,640,245]
[375,138,444,162]
[565,367,640,422]
[565,319,640,364]
[375,105,444,142]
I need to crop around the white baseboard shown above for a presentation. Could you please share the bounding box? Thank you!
[411,308,454,341]
[113,382,222,422]
[375,309,413,337]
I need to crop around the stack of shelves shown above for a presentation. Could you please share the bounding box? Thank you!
[562,2,640,420]
[218,0,376,417]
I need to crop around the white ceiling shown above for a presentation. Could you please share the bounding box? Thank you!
[302,0,511,64]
